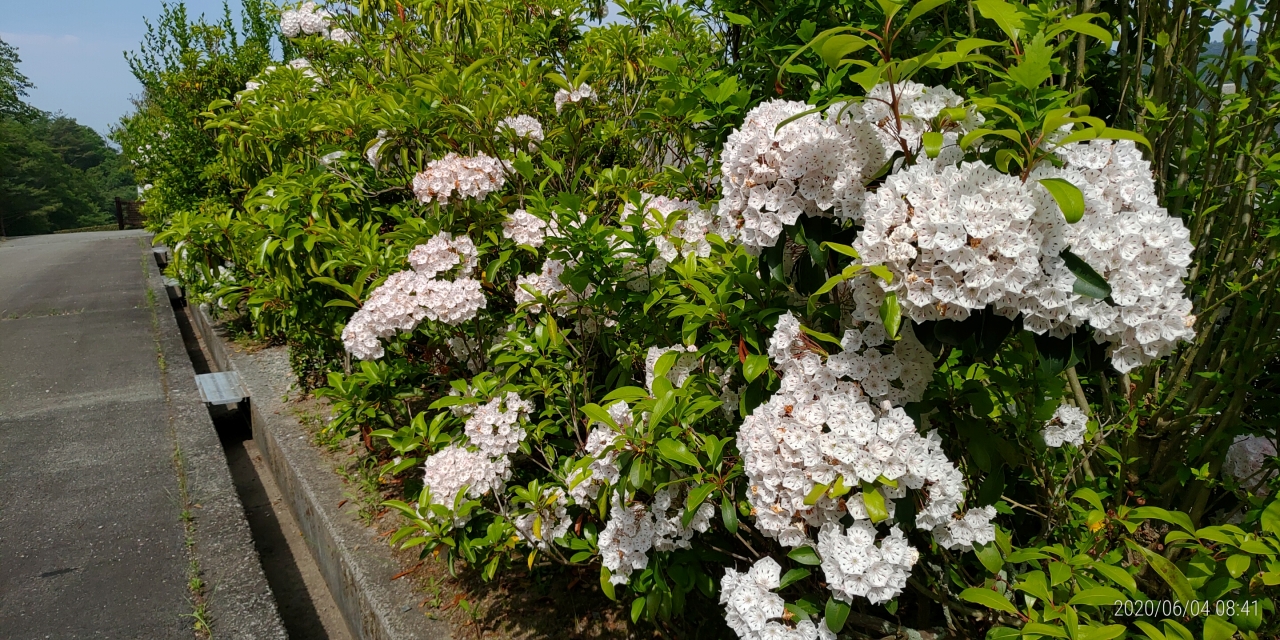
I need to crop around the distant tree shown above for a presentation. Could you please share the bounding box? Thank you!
[0,37,135,236]
[0,38,34,118]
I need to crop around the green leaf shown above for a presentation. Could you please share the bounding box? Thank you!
[974,0,1026,42]
[975,542,1004,574]
[1091,562,1137,592]
[803,482,830,506]
[722,10,753,26]
[779,568,811,590]
[602,386,650,403]
[657,439,701,468]
[868,264,894,283]
[824,597,851,632]
[1262,500,1280,534]
[653,350,681,380]
[1039,178,1085,223]
[581,403,618,428]
[879,292,901,340]
[630,597,645,623]
[1078,625,1126,640]
[820,241,859,259]
[743,354,771,382]
[684,484,717,527]
[1127,506,1195,532]
[601,566,617,600]
[959,587,1019,614]
[1203,616,1238,640]
[862,487,890,523]
[1059,249,1111,299]
[819,35,871,69]
[1225,554,1250,578]
[1008,33,1053,89]
[1073,488,1105,511]
[901,0,951,28]
[1132,620,1166,640]
[788,546,822,566]
[1069,586,1126,606]
[922,131,944,159]
[721,493,739,533]
[1126,540,1195,603]
[1023,623,1070,638]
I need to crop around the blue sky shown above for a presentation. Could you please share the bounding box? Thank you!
[2,0,248,137]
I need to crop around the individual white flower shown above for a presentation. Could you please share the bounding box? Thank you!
[1041,403,1088,448]
[411,152,510,205]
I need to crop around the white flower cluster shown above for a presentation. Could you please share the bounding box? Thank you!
[824,321,933,406]
[502,209,547,247]
[599,487,714,585]
[412,152,509,205]
[644,345,700,392]
[855,160,1041,324]
[817,521,918,605]
[341,233,487,360]
[720,557,835,640]
[280,2,351,42]
[496,114,544,150]
[1224,435,1277,493]
[856,81,978,165]
[716,99,884,252]
[1042,404,1088,448]
[739,313,970,560]
[420,391,532,526]
[567,421,623,504]
[420,444,511,521]
[554,83,595,113]
[464,392,533,456]
[931,505,998,551]
[1024,140,1196,372]
[514,490,571,550]
[515,258,566,312]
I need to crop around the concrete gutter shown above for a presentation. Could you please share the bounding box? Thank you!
[144,246,288,639]
[189,302,452,640]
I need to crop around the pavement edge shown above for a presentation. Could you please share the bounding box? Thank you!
[190,301,452,640]
[144,241,290,640]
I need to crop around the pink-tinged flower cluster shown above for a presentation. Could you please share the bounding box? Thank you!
[411,152,509,205]
[341,233,486,360]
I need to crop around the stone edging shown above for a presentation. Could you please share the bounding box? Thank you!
[190,302,452,640]
[144,246,289,640]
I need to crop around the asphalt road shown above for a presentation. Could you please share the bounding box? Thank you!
[0,231,189,639]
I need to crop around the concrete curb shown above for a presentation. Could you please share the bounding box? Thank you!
[144,243,289,640]
[190,302,452,640]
